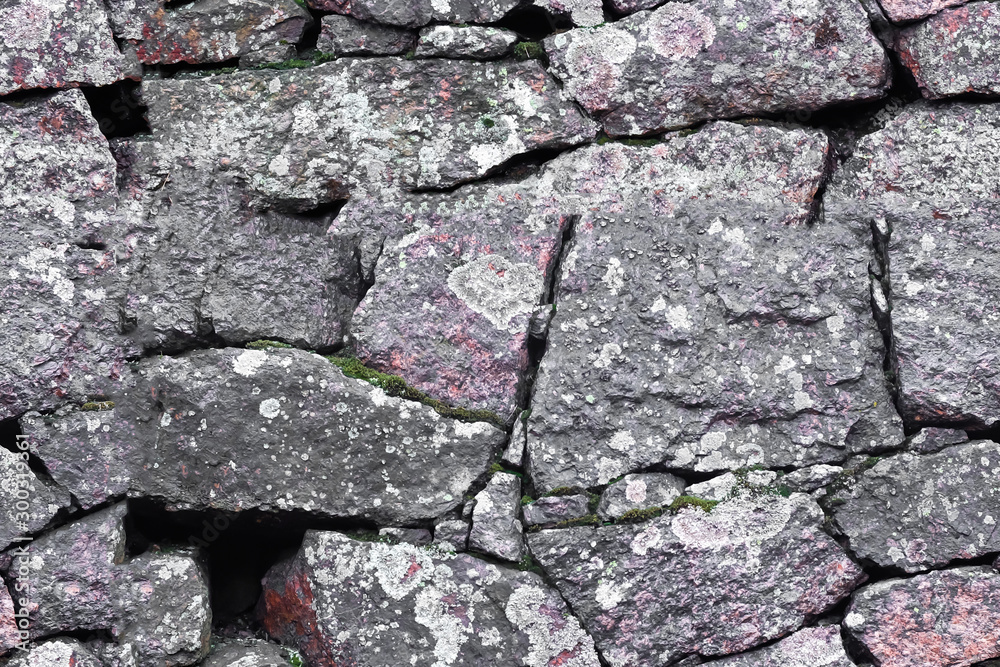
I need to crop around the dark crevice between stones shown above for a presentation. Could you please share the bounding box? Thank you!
[852,550,1000,586]
[296,5,326,54]
[82,82,151,138]
[496,5,570,40]
[407,142,578,195]
[126,498,384,627]
[0,418,58,485]
[141,56,242,80]
[869,216,903,428]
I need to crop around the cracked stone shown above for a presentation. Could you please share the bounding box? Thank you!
[415,26,519,59]
[544,0,891,135]
[533,0,604,26]
[316,15,415,56]
[469,472,525,562]
[845,566,1000,667]
[701,626,855,667]
[259,529,601,666]
[596,473,685,520]
[502,417,526,468]
[522,495,590,527]
[528,490,865,666]
[832,441,1000,572]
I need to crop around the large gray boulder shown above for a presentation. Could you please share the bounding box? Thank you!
[544,0,890,135]
[259,529,601,666]
[528,491,866,665]
[845,566,1000,667]
[0,0,126,95]
[832,441,1000,572]
[526,122,901,492]
[826,102,1000,429]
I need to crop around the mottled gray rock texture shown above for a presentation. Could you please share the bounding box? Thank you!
[113,348,503,522]
[596,473,685,520]
[522,494,590,527]
[379,527,433,546]
[0,444,71,550]
[896,2,1000,99]
[545,0,891,135]
[827,102,1000,429]
[782,465,842,494]
[259,530,602,666]
[306,0,522,28]
[0,587,17,651]
[106,0,310,64]
[415,26,519,59]
[3,639,105,667]
[908,427,968,454]
[702,626,855,667]
[534,0,603,26]
[527,122,901,492]
[316,15,415,56]
[845,566,1000,667]
[200,639,292,667]
[502,416,526,468]
[832,442,1000,572]
[469,472,525,561]
[0,0,127,95]
[433,519,470,551]
[879,0,969,22]
[528,491,865,665]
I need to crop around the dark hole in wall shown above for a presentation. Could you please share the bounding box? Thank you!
[0,417,54,481]
[125,499,378,626]
[164,0,199,8]
[496,6,571,40]
[82,82,151,138]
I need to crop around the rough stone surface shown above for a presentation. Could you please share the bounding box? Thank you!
[596,473,685,520]
[833,441,1000,572]
[544,0,891,135]
[238,42,297,68]
[469,472,525,561]
[433,519,470,551]
[306,0,522,28]
[782,464,843,493]
[502,416,526,468]
[0,0,127,95]
[528,490,865,665]
[415,26,519,59]
[0,445,71,550]
[845,566,1000,667]
[826,102,1000,428]
[702,626,855,667]
[200,639,291,667]
[113,348,504,522]
[879,0,970,23]
[106,0,310,65]
[907,427,968,454]
[316,15,415,56]
[3,639,105,667]
[141,59,596,205]
[522,495,590,527]
[0,586,18,652]
[380,527,433,546]
[0,90,134,420]
[527,122,901,492]
[259,529,601,666]
[685,470,778,502]
[534,0,604,26]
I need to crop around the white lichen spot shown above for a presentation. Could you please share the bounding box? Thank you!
[446,254,542,331]
[259,398,281,420]
[232,350,267,377]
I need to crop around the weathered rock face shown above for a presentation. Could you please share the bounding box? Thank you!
[141,57,596,205]
[907,427,968,454]
[702,626,855,667]
[545,0,891,135]
[259,530,602,666]
[0,0,127,95]
[879,0,969,23]
[845,566,1000,667]
[0,587,18,652]
[0,445,71,550]
[3,639,105,667]
[523,494,590,527]
[896,2,1000,99]
[316,15,415,56]
[200,639,292,667]
[106,0,310,65]
[826,102,1000,429]
[528,491,865,665]
[526,122,901,492]
[469,472,525,561]
[306,0,523,28]
[0,89,133,421]
[596,473,684,520]
[113,348,504,522]
[832,442,1000,572]
[415,26,519,59]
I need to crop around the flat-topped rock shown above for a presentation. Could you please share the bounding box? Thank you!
[259,529,601,666]
[832,441,1000,572]
[316,15,415,56]
[596,473,685,520]
[528,490,865,665]
[523,494,590,527]
[907,427,968,454]
[897,2,1000,99]
[415,26,518,59]
[545,0,890,135]
[879,0,970,23]
[306,0,522,28]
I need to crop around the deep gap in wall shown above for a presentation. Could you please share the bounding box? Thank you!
[74,240,109,251]
[143,57,242,80]
[0,417,57,482]
[126,499,379,626]
[256,199,349,236]
[297,6,326,54]
[82,82,151,138]
[496,6,570,40]
[164,0,198,8]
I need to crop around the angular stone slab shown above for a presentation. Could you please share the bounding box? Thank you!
[114,348,504,523]
[316,15,415,56]
[845,566,1000,667]
[528,491,865,665]
[4,639,104,667]
[896,2,1000,99]
[833,441,1000,572]
[306,0,523,28]
[259,529,601,666]
[908,427,968,454]
[596,473,685,520]
[469,472,524,561]
[879,0,970,23]
[0,446,71,550]
[544,0,890,135]
[0,89,134,421]
[703,626,855,667]
[415,26,518,59]
[826,102,1000,428]
[106,0,310,64]
[0,0,126,95]
[526,123,901,492]
[141,58,596,206]
[352,208,568,421]
[522,494,590,527]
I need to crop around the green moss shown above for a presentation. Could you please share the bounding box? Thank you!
[246,339,293,350]
[343,530,398,545]
[325,356,505,426]
[488,462,505,476]
[520,409,531,422]
[616,507,663,524]
[292,0,308,7]
[81,401,115,412]
[587,492,600,514]
[553,514,600,529]
[513,41,545,60]
[254,58,314,70]
[544,486,582,498]
[520,495,534,506]
[621,137,661,147]
[668,495,720,513]
[517,553,543,574]
[481,117,496,129]
[288,649,305,667]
